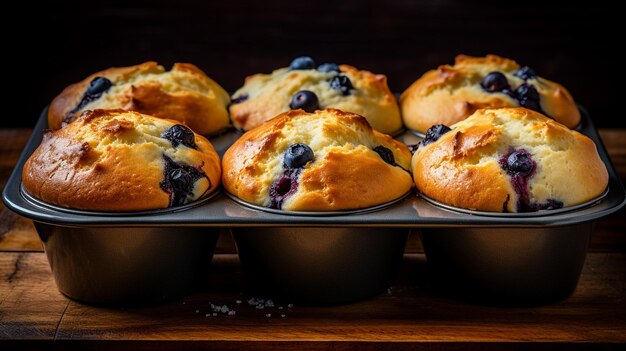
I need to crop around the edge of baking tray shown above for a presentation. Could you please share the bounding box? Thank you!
[2,106,625,228]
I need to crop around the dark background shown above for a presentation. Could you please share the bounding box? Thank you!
[6,0,621,128]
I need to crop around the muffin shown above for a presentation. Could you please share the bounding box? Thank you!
[222,108,412,211]
[401,54,580,134]
[23,109,221,211]
[48,62,231,136]
[229,56,403,134]
[412,108,608,213]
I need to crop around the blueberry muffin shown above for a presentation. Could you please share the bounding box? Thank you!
[23,109,221,211]
[48,62,231,136]
[401,54,580,134]
[222,108,412,211]
[229,56,402,134]
[412,108,608,213]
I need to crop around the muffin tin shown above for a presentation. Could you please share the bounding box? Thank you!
[3,106,625,305]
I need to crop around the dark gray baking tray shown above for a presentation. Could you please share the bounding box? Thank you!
[3,107,625,228]
[3,106,625,305]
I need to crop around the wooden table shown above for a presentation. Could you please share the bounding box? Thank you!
[1,129,625,350]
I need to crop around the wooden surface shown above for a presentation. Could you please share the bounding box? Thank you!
[1,129,626,350]
[1,253,625,351]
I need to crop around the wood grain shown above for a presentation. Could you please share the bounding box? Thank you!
[0,252,624,349]
[0,130,40,251]
[0,252,69,339]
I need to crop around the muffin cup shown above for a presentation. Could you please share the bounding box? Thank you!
[20,185,220,306]
[34,223,218,306]
[227,193,410,305]
[417,190,609,305]
[420,224,591,305]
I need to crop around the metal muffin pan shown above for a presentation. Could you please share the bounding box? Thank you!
[228,193,410,304]
[3,106,625,305]
[33,222,220,306]
[233,226,408,305]
[17,185,221,306]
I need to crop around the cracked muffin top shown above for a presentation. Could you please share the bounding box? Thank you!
[48,61,231,136]
[412,108,607,213]
[222,108,412,211]
[229,56,402,134]
[23,109,221,211]
[401,54,580,134]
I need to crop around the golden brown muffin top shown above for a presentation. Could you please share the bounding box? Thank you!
[48,62,230,136]
[223,108,412,211]
[412,108,607,212]
[24,109,221,211]
[401,54,580,133]
[229,57,402,134]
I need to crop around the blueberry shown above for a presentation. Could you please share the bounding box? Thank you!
[160,155,209,207]
[505,150,534,175]
[498,149,540,212]
[509,174,529,209]
[168,168,193,191]
[373,146,395,166]
[420,124,451,147]
[231,94,248,104]
[63,77,113,125]
[330,75,354,96]
[317,63,340,73]
[534,199,564,211]
[407,144,420,154]
[481,72,510,93]
[86,77,112,96]
[161,124,197,149]
[498,149,562,213]
[515,83,543,112]
[269,169,301,209]
[516,83,540,100]
[283,143,314,169]
[502,88,517,99]
[289,56,316,70]
[514,66,537,80]
[502,194,511,213]
[518,198,564,213]
[289,90,319,112]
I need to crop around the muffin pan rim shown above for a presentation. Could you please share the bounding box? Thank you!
[2,106,625,228]
[225,190,412,217]
[19,183,222,217]
[417,187,609,218]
